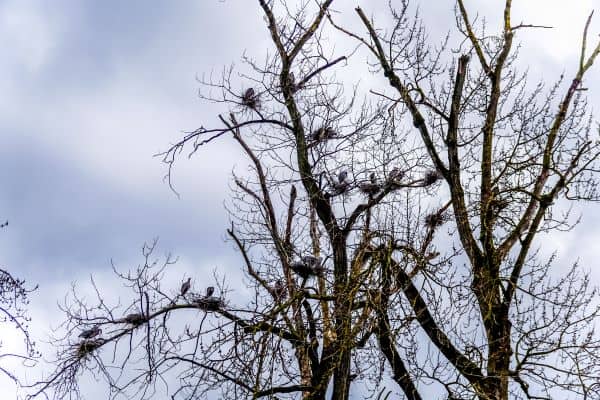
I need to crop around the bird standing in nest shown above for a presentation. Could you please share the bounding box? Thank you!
[387,167,405,185]
[78,326,102,339]
[359,172,381,195]
[331,169,350,195]
[205,286,215,298]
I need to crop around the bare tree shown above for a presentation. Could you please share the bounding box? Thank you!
[0,221,37,385]
[29,1,600,400]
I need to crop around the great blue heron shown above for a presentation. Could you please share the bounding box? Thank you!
[205,286,215,298]
[388,167,404,182]
[329,170,350,196]
[244,87,255,99]
[78,326,102,339]
[369,172,378,185]
[241,88,260,109]
[310,126,336,142]
[180,277,192,297]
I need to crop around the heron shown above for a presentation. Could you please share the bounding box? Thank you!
[244,87,255,99]
[330,170,350,196]
[180,277,192,297]
[310,126,336,142]
[241,88,260,109]
[369,172,378,185]
[79,326,102,339]
[205,286,215,298]
[388,167,404,182]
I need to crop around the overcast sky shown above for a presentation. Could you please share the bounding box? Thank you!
[1,0,599,399]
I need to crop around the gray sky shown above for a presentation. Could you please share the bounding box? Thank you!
[0,0,599,399]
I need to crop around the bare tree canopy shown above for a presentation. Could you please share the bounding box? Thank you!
[29,1,600,400]
[0,222,37,386]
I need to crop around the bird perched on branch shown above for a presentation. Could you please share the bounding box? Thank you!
[310,126,336,142]
[387,167,405,186]
[180,277,192,297]
[338,170,348,183]
[283,71,298,92]
[330,169,350,195]
[205,286,215,298]
[241,87,260,110]
[78,326,102,339]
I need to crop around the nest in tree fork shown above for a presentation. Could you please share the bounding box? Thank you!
[76,338,104,359]
[193,296,224,311]
[422,170,442,186]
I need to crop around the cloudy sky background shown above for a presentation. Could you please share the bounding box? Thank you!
[0,0,599,398]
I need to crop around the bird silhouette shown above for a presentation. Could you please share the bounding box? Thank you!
[205,286,215,298]
[79,326,102,339]
[358,172,381,195]
[329,170,350,196]
[241,88,260,109]
[310,126,336,142]
[180,277,192,297]
[369,172,378,185]
[244,88,255,99]
[388,168,404,182]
